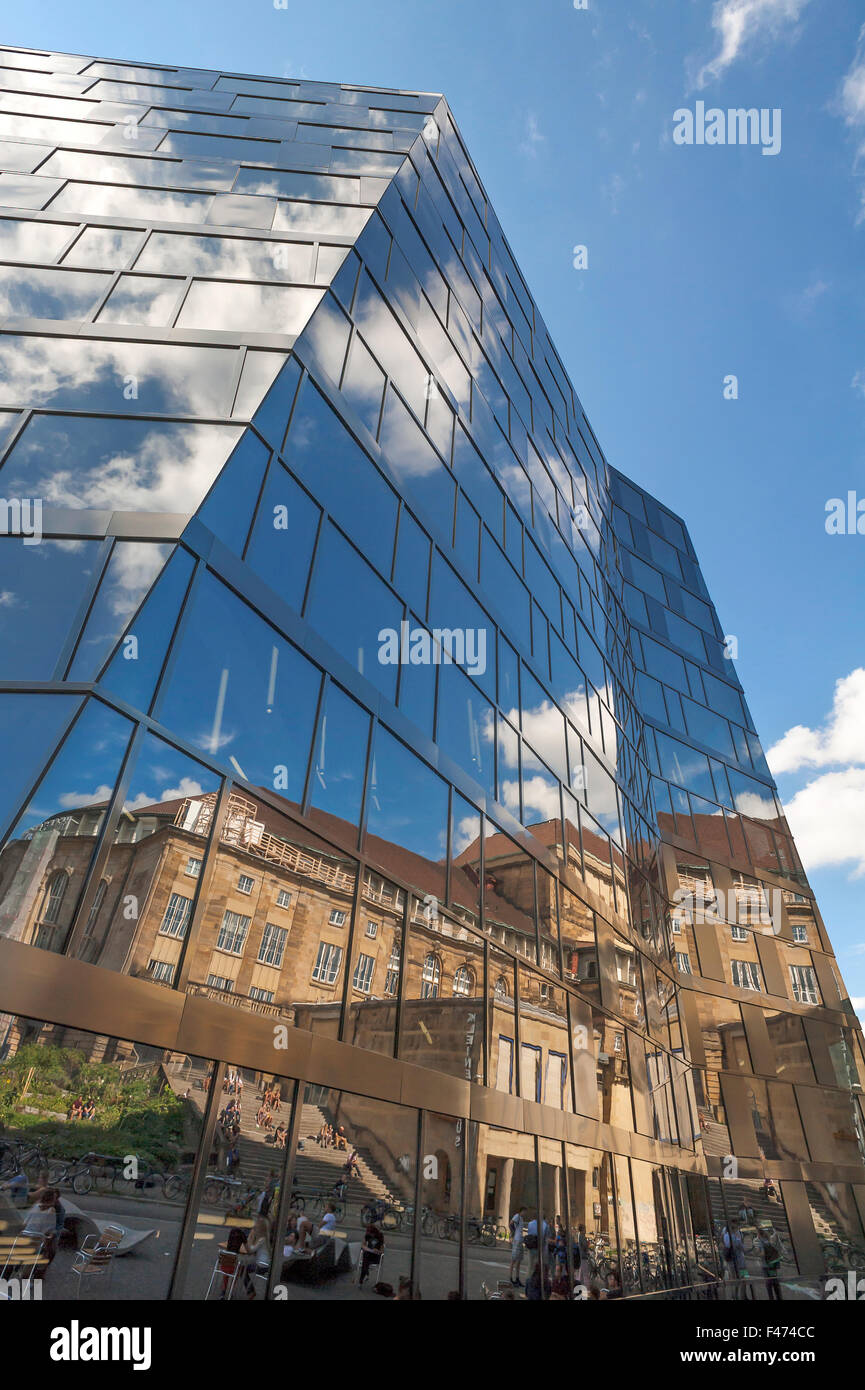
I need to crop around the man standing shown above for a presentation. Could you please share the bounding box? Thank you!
[509,1204,527,1286]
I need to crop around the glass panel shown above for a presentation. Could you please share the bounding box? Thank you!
[157,570,320,796]
[0,335,240,416]
[0,1016,208,1300]
[62,226,145,268]
[366,727,448,905]
[85,733,221,973]
[482,820,536,963]
[0,265,111,320]
[0,699,134,951]
[96,274,183,326]
[418,1111,463,1299]
[271,1087,417,1300]
[0,538,102,679]
[343,871,402,1058]
[176,281,323,334]
[178,1066,295,1300]
[465,1121,537,1299]
[400,906,484,1083]
[0,415,244,512]
[68,542,174,682]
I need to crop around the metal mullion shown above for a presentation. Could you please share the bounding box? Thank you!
[86,267,124,322]
[50,704,137,956]
[556,1137,573,1290]
[458,1117,468,1299]
[0,692,91,853]
[335,859,363,1044]
[146,553,205,720]
[173,779,232,995]
[265,1076,304,1300]
[392,880,410,1061]
[299,670,328,820]
[167,273,195,328]
[226,343,248,418]
[167,1059,225,1299]
[63,719,148,955]
[240,440,276,564]
[55,535,116,682]
[409,1107,423,1297]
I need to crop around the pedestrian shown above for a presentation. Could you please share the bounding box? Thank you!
[509,1204,527,1286]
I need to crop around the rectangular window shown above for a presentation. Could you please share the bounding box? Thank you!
[185,856,202,878]
[495,1036,514,1094]
[249,986,275,1004]
[312,941,343,984]
[790,964,819,1005]
[148,959,175,983]
[216,910,250,955]
[352,952,375,993]
[792,924,807,943]
[731,925,748,942]
[520,1043,542,1101]
[675,952,692,975]
[257,922,288,968]
[329,909,347,926]
[159,892,192,939]
[384,942,400,996]
[276,889,292,908]
[206,974,234,993]
[238,874,255,894]
[731,959,762,992]
[365,920,378,938]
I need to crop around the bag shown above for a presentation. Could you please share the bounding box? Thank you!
[374,1281,394,1297]
[723,1240,735,1262]
[509,1218,516,1236]
[762,1242,779,1264]
[525,1233,538,1251]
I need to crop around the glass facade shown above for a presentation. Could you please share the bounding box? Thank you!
[0,43,863,1303]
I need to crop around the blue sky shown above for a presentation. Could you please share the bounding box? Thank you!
[12,1,865,1010]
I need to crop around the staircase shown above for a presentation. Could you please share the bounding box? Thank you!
[165,1073,400,1213]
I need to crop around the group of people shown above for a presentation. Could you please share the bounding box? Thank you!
[316,1122,347,1151]
[721,1216,787,1300]
[508,1210,624,1301]
[255,1105,288,1147]
[67,1096,96,1122]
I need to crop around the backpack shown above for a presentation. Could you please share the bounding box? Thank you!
[374,1281,394,1297]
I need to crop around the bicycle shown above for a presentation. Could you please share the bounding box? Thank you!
[313,1190,344,1219]
[46,1153,104,1196]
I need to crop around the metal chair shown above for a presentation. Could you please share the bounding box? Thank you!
[206,1248,242,1300]
[0,1226,49,1286]
[71,1225,124,1299]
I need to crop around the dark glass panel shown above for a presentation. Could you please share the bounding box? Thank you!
[0,698,134,950]
[0,537,102,679]
[158,570,320,797]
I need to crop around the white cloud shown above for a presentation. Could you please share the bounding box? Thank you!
[767,669,865,877]
[780,767,865,877]
[840,26,865,126]
[767,668,865,772]
[519,113,545,159]
[693,0,812,89]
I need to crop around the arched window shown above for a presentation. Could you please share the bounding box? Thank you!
[86,878,108,930]
[452,964,475,997]
[420,952,441,999]
[494,975,509,999]
[42,871,69,925]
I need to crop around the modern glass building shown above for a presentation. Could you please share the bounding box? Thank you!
[0,43,863,1302]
